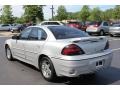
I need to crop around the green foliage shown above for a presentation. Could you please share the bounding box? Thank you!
[23,5,44,23]
[113,5,120,20]
[79,5,90,22]
[67,12,79,20]
[88,7,102,21]
[1,5,14,24]
[101,9,114,21]
[13,16,25,24]
[57,5,68,21]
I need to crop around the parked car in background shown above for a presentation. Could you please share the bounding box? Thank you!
[67,21,82,29]
[39,21,65,26]
[86,21,110,36]
[109,24,120,37]
[80,22,91,31]
[5,25,112,82]
[11,24,24,33]
[0,24,12,31]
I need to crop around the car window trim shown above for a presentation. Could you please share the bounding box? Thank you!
[28,27,47,41]
[19,27,32,40]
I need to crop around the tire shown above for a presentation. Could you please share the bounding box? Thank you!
[88,33,92,36]
[5,45,14,61]
[99,30,105,36]
[40,57,57,82]
[12,30,14,33]
[110,34,113,37]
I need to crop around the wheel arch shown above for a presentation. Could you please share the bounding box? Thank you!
[5,44,9,48]
[5,40,12,49]
[38,54,50,69]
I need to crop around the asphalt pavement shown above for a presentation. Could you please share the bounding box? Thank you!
[0,35,120,85]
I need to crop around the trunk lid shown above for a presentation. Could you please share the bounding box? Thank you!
[59,36,107,55]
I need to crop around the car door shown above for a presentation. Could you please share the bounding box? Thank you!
[1,24,10,31]
[24,27,47,65]
[11,28,32,61]
[102,22,109,32]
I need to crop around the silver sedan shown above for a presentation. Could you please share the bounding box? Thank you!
[109,24,120,37]
[5,25,113,82]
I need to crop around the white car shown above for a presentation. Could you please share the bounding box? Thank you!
[5,25,113,82]
[39,21,65,26]
[0,24,12,31]
[86,21,110,36]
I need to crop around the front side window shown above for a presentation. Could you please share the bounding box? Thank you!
[2,24,9,27]
[19,28,31,40]
[29,28,38,40]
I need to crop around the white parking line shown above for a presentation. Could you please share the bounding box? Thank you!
[0,36,11,37]
[112,48,120,51]
[109,39,120,41]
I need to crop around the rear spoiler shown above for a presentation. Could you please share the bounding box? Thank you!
[72,36,106,43]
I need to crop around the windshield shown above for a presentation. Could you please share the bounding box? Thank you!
[112,24,120,27]
[48,26,89,39]
[68,22,80,24]
[89,21,102,26]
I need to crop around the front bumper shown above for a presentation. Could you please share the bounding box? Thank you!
[51,50,113,77]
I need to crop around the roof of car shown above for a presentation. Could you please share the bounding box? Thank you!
[28,25,63,28]
[41,21,61,23]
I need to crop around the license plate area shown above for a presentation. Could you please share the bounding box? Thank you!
[96,60,104,68]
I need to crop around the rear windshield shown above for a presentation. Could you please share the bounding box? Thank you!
[89,21,102,26]
[68,22,79,24]
[48,26,89,39]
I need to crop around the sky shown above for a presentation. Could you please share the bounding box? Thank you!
[0,5,115,20]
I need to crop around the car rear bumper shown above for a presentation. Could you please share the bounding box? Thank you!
[109,31,120,36]
[51,50,113,77]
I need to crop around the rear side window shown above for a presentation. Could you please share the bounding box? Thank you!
[48,22,60,25]
[41,22,48,25]
[48,26,89,39]
[103,22,108,26]
[41,22,60,25]
[68,22,79,24]
[112,24,120,27]
[2,24,9,27]
[89,22,102,26]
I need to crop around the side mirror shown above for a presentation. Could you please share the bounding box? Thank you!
[12,35,19,40]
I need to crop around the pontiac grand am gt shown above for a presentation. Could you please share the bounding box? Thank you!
[5,25,113,82]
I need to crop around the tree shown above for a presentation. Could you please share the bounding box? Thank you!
[113,5,120,20]
[79,5,90,22]
[13,16,25,24]
[57,5,68,21]
[88,7,102,21]
[1,5,13,24]
[23,5,44,23]
[67,12,79,20]
[101,9,114,21]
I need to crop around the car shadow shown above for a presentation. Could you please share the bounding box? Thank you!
[14,59,40,72]
[52,66,120,85]
[11,60,120,85]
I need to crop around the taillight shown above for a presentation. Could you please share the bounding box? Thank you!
[104,41,109,50]
[94,24,99,27]
[76,24,79,27]
[61,44,85,56]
